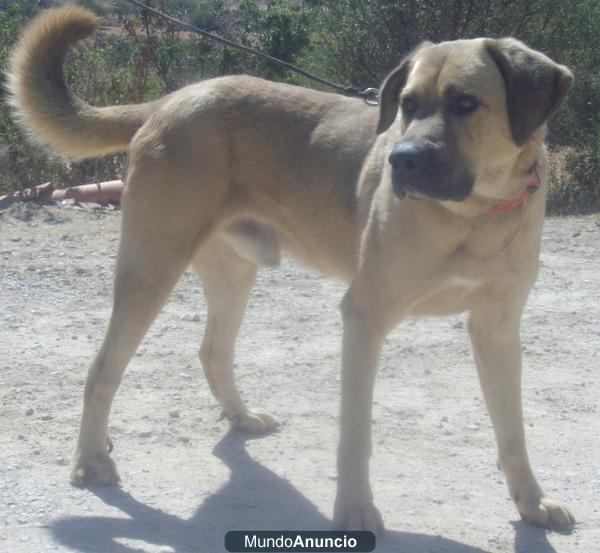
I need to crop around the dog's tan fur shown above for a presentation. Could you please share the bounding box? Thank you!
[9,6,575,532]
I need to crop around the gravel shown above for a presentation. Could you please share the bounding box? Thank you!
[0,202,599,552]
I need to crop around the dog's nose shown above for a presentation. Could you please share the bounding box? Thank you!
[388,142,427,173]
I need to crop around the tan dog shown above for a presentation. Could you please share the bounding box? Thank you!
[9,6,575,532]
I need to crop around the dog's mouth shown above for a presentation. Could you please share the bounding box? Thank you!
[393,185,427,201]
[392,172,474,202]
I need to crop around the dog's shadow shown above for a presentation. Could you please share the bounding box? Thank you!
[51,432,557,553]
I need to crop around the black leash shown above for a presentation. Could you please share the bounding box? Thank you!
[119,0,379,105]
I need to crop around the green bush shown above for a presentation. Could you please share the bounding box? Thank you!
[0,0,598,214]
[302,0,599,214]
[0,0,309,194]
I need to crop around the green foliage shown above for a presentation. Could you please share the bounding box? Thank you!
[190,0,223,30]
[303,0,599,213]
[0,1,77,195]
[237,0,311,80]
[76,0,109,16]
[0,0,597,212]
[548,148,600,214]
[304,0,555,87]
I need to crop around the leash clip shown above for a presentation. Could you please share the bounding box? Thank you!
[362,88,380,105]
[342,86,379,106]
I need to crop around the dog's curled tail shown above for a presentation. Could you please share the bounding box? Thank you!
[7,5,160,159]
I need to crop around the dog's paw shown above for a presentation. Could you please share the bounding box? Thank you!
[229,409,279,433]
[70,450,121,487]
[518,496,575,531]
[333,499,384,534]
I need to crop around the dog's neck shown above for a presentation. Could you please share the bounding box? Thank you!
[486,163,540,213]
[440,138,545,219]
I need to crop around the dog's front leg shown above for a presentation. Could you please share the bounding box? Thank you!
[333,287,386,533]
[468,301,575,530]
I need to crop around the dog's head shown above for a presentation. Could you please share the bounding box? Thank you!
[376,38,573,202]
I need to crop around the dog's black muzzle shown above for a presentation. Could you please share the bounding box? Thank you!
[388,140,473,202]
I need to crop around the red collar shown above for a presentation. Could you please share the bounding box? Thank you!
[486,164,541,214]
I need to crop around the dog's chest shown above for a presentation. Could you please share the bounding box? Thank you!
[405,244,514,316]
[408,274,483,316]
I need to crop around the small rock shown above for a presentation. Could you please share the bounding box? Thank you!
[452,320,464,329]
[169,409,180,419]
[178,436,190,444]
[25,408,34,416]
[180,312,201,322]
[56,457,68,466]
[572,231,581,238]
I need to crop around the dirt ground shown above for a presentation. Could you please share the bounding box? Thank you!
[0,202,598,553]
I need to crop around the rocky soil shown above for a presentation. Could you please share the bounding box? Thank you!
[1,203,599,553]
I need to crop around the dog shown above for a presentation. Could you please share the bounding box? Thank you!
[9,5,575,533]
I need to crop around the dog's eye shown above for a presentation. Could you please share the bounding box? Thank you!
[401,97,417,118]
[451,95,480,116]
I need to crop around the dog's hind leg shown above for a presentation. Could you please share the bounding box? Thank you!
[193,239,278,433]
[71,162,218,486]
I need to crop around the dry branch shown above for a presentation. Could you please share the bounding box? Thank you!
[0,180,124,210]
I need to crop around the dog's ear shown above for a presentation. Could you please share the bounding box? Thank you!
[486,38,573,147]
[377,42,432,135]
